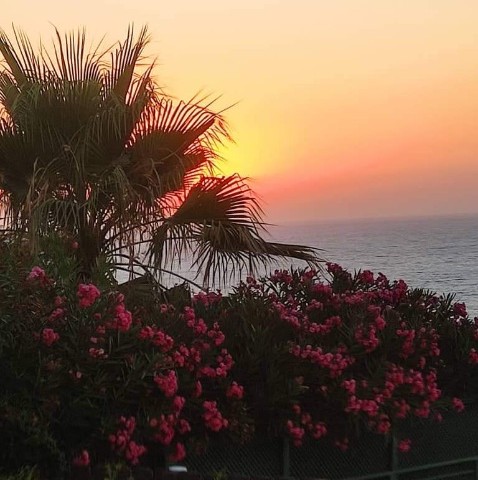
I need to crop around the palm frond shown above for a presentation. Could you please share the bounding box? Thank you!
[125,97,228,199]
[172,174,263,225]
[193,223,321,285]
[149,174,320,285]
[0,27,29,86]
[104,25,150,104]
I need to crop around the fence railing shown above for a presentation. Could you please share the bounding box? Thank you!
[344,456,478,480]
[185,407,478,479]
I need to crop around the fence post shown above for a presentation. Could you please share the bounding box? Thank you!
[389,434,399,480]
[282,437,291,478]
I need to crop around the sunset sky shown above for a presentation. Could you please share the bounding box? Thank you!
[4,0,478,222]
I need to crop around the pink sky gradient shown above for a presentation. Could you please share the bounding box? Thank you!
[4,0,478,222]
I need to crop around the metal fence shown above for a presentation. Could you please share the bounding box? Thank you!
[184,407,478,479]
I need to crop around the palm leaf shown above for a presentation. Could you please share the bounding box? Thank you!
[125,97,228,199]
[0,28,28,86]
[149,175,320,285]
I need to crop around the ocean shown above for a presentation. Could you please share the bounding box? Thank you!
[119,214,478,317]
[267,214,478,317]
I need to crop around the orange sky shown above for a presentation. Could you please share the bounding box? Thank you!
[4,0,478,222]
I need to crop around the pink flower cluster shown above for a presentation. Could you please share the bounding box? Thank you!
[286,420,304,447]
[203,400,228,432]
[26,266,51,287]
[286,405,327,447]
[192,291,222,307]
[199,349,234,378]
[154,370,178,398]
[108,416,147,465]
[77,283,100,308]
[107,294,132,332]
[226,382,244,399]
[139,326,174,352]
[72,449,90,467]
[290,344,355,378]
[41,328,60,347]
[49,306,65,322]
[149,413,190,461]
[398,439,411,453]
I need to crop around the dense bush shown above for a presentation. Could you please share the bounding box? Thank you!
[222,264,478,452]
[1,237,478,477]
[0,236,250,478]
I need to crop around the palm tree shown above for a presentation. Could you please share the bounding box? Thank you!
[0,26,318,285]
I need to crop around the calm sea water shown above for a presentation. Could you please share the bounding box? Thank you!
[267,214,478,317]
[119,214,478,316]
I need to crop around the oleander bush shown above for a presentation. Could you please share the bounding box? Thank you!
[0,235,250,478]
[2,235,478,478]
[221,263,478,452]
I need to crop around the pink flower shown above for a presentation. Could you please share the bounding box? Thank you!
[54,296,65,307]
[192,380,203,398]
[41,328,60,347]
[359,270,374,284]
[151,414,183,446]
[393,400,411,419]
[111,304,132,332]
[342,379,356,395]
[226,382,244,400]
[207,322,226,346]
[73,449,90,467]
[203,401,228,432]
[312,422,327,439]
[27,266,46,281]
[178,419,191,434]
[152,330,174,351]
[139,326,155,340]
[334,438,349,451]
[108,417,146,465]
[125,441,147,465]
[88,347,106,358]
[469,349,478,365]
[69,370,82,380]
[49,308,65,322]
[77,283,100,308]
[375,316,386,330]
[27,266,49,286]
[376,415,391,434]
[207,416,227,432]
[172,396,186,413]
[169,442,186,462]
[452,397,465,413]
[154,370,178,398]
[398,439,411,453]
[154,416,175,445]
[453,302,467,318]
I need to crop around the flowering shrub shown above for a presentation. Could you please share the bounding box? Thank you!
[2,235,478,478]
[222,264,478,450]
[0,240,249,478]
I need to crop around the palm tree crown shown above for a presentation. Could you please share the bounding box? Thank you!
[0,26,318,284]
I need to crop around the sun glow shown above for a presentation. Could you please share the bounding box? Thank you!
[3,0,478,221]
